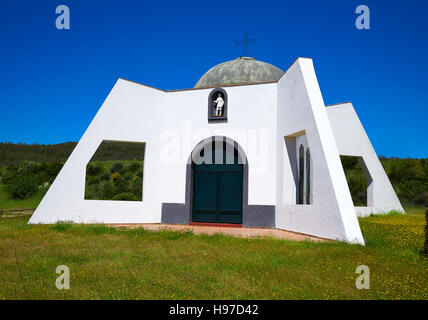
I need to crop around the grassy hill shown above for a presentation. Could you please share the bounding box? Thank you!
[0,141,145,165]
[0,142,77,165]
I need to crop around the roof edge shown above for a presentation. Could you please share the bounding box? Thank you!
[276,57,313,83]
[118,57,314,92]
[118,77,278,93]
[325,101,352,108]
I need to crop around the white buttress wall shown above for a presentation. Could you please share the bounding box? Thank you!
[275,58,364,244]
[326,103,404,216]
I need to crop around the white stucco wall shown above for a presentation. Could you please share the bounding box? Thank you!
[29,79,279,224]
[29,80,166,224]
[326,103,404,216]
[161,83,278,207]
[275,58,364,244]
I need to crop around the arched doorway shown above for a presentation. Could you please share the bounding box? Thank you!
[190,137,244,224]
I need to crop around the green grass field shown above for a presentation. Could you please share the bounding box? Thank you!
[0,207,426,300]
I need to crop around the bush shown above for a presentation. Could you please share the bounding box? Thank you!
[102,181,117,199]
[112,192,138,201]
[44,162,63,181]
[100,172,111,182]
[6,174,38,199]
[123,172,133,181]
[110,162,124,174]
[87,176,101,186]
[414,192,428,207]
[83,162,141,200]
[85,184,101,200]
[1,166,18,185]
[87,163,104,176]
[130,176,143,199]
[84,190,92,199]
[115,179,129,193]
[122,162,141,174]
[23,161,38,175]
[112,172,121,182]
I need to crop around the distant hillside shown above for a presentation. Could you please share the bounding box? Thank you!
[0,141,145,165]
[0,142,77,165]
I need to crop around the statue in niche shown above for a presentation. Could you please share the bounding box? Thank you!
[208,88,227,121]
[213,92,224,116]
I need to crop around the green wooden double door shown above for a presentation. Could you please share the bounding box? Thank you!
[192,144,243,224]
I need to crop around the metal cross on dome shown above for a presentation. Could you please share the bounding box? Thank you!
[235,32,256,57]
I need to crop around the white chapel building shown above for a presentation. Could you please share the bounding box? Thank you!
[29,56,404,245]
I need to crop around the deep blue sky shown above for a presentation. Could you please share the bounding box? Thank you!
[0,0,427,158]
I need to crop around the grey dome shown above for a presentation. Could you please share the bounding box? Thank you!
[194,57,283,88]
